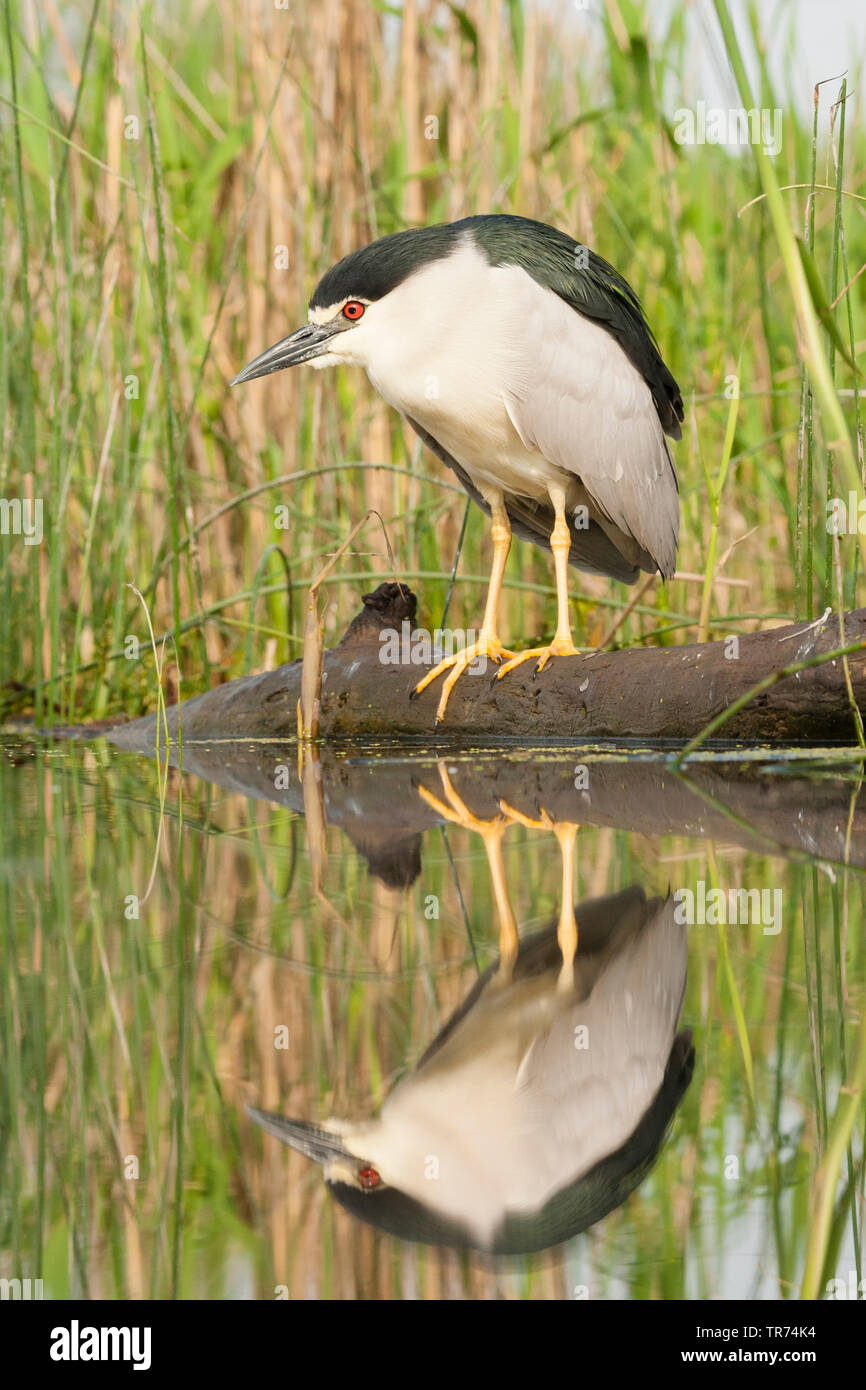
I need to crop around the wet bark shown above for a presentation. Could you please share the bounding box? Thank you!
[105,583,865,745]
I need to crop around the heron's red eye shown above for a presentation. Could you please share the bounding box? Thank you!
[342,301,365,320]
[358,1165,380,1190]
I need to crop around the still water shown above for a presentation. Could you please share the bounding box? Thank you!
[2,734,864,1299]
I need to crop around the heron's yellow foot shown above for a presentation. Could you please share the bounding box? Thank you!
[497,800,554,831]
[495,636,580,681]
[416,762,505,832]
[411,632,517,725]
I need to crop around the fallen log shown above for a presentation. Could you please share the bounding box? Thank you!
[107,583,865,744]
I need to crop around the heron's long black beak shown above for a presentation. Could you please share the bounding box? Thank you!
[230,320,345,385]
[246,1106,351,1164]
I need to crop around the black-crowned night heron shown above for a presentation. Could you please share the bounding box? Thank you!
[232,214,683,723]
[247,883,693,1255]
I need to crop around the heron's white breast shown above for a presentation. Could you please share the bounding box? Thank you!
[354,239,569,501]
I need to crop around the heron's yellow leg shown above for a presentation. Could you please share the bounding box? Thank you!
[485,826,520,983]
[412,496,516,724]
[416,764,519,982]
[499,801,578,988]
[554,822,579,993]
[496,486,580,681]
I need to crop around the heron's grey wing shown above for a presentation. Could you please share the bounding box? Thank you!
[516,896,687,1177]
[413,884,654,1075]
[465,215,684,440]
[504,279,680,578]
[406,415,642,584]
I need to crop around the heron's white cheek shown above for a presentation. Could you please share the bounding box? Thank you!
[311,327,373,371]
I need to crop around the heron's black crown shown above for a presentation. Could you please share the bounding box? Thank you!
[310,222,462,309]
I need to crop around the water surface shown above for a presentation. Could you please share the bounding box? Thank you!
[2,737,864,1300]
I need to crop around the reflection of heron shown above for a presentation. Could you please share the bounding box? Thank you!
[248,771,693,1255]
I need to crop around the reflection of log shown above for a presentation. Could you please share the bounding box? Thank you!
[105,729,866,884]
[108,583,865,744]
